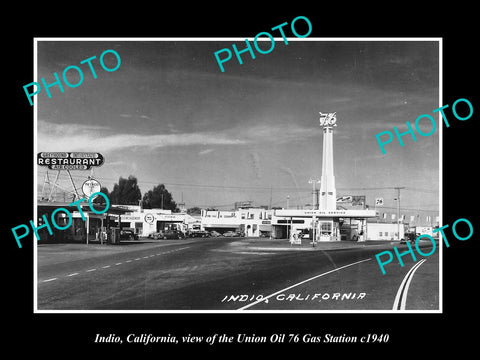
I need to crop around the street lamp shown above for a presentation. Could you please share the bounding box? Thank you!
[308,179,321,210]
[394,187,405,241]
[308,179,321,246]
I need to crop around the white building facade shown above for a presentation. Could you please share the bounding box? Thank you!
[113,206,199,237]
[201,208,274,237]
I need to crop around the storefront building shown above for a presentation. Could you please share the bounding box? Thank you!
[273,209,377,241]
[111,206,199,237]
[200,208,275,237]
[37,201,133,243]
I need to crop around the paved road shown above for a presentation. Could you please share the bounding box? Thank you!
[36,237,439,311]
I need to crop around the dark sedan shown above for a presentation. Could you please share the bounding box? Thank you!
[162,229,186,240]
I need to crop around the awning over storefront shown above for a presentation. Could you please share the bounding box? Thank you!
[37,201,133,216]
[259,224,272,231]
[203,224,240,229]
[274,209,377,218]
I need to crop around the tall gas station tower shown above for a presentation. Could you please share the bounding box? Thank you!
[274,112,376,242]
[319,112,337,211]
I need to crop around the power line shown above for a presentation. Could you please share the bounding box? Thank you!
[37,170,439,194]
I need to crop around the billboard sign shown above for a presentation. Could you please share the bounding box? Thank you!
[37,152,104,170]
[337,195,365,206]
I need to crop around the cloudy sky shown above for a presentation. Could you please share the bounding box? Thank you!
[36,39,440,215]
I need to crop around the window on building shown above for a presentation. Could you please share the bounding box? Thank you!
[249,213,254,219]
[320,222,332,232]
[241,213,246,219]
[379,232,383,236]
[384,231,388,236]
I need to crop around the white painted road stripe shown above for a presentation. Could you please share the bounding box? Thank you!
[234,251,273,255]
[39,246,191,282]
[238,258,372,310]
[392,258,427,311]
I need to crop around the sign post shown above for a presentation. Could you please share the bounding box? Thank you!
[375,197,384,217]
[37,152,104,202]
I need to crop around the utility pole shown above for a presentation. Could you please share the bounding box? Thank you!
[394,187,405,241]
[269,185,273,209]
[308,179,321,210]
[309,179,321,246]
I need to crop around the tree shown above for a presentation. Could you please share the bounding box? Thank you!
[109,175,142,205]
[93,186,110,204]
[142,184,177,211]
[187,207,202,216]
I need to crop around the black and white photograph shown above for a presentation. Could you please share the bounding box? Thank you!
[33,38,441,312]
[5,7,478,355]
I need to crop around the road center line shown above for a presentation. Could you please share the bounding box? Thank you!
[39,246,192,283]
[392,258,427,311]
[238,258,372,310]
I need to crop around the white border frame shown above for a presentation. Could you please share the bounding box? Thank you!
[33,37,443,314]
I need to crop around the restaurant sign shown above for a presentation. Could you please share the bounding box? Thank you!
[37,152,104,170]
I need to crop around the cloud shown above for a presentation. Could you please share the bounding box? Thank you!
[37,120,246,153]
[119,113,154,121]
[239,123,318,143]
[198,148,214,156]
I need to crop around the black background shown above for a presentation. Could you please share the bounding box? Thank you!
[4,4,477,356]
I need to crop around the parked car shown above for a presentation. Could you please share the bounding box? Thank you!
[400,232,416,244]
[149,231,164,240]
[120,229,138,240]
[223,231,237,237]
[209,230,222,237]
[187,230,208,238]
[191,230,210,238]
[162,229,186,240]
